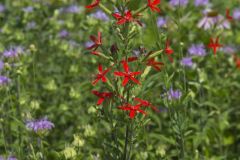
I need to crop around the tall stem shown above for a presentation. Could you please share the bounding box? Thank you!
[123,124,129,160]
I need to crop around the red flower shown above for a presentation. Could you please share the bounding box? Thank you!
[134,98,159,112]
[226,8,233,21]
[85,0,100,9]
[92,90,113,105]
[118,104,147,119]
[207,37,223,55]
[87,32,102,51]
[146,58,164,71]
[234,55,240,69]
[164,39,174,62]
[120,57,138,63]
[92,64,110,85]
[148,0,161,13]
[112,10,142,26]
[114,61,141,86]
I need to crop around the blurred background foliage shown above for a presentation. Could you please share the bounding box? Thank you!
[0,0,240,159]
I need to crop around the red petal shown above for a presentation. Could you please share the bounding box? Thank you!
[98,64,103,72]
[97,98,104,105]
[122,77,129,86]
[122,61,129,73]
[129,110,136,119]
[114,72,125,77]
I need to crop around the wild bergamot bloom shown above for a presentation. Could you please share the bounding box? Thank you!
[26,117,54,134]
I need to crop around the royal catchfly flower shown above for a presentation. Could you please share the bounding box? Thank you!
[146,58,164,71]
[85,0,100,9]
[234,55,240,69]
[86,32,102,51]
[181,57,194,67]
[188,43,206,56]
[112,10,142,26]
[167,88,182,100]
[118,103,146,119]
[0,76,11,85]
[134,98,159,112]
[164,39,174,62]
[114,61,141,86]
[92,64,111,85]
[92,90,113,105]
[226,8,233,21]
[207,37,223,55]
[26,117,54,133]
[233,8,240,20]
[194,0,209,7]
[169,0,189,7]
[147,0,161,13]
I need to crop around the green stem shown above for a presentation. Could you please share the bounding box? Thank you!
[123,124,129,160]
[99,3,112,16]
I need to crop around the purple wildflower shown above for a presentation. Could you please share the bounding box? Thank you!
[90,10,109,21]
[157,17,167,27]
[0,4,5,13]
[3,46,24,58]
[26,21,36,30]
[64,5,81,13]
[0,76,10,85]
[84,41,94,48]
[169,0,189,7]
[188,44,206,56]
[26,117,54,133]
[198,11,230,30]
[194,0,209,6]
[167,88,182,100]
[181,57,193,67]
[7,156,17,160]
[233,8,240,20]
[59,29,69,38]
[22,6,33,13]
[0,61,4,70]
[0,156,4,160]
[221,45,236,54]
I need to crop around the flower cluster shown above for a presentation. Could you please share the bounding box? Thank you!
[26,117,54,133]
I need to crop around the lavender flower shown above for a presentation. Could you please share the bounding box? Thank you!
[194,0,209,6]
[157,17,167,28]
[22,6,33,13]
[64,5,81,13]
[0,61,4,70]
[221,45,236,54]
[84,41,94,48]
[188,44,206,56]
[3,46,24,58]
[90,10,109,21]
[26,21,36,30]
[167,88,182,100]
[169,0,189,7]
[0,76,11,85]
[59,29,69,38]
[0,4,5,13]
[181,57,193,67]
[198,11,230,30]
[7,156,17,160]
[233,8,240,20]
[26,117,54,133]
